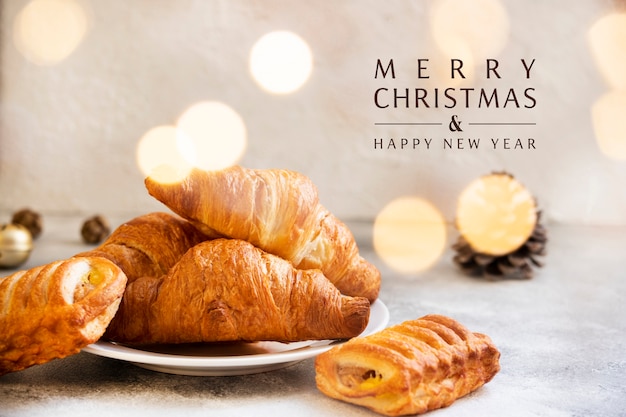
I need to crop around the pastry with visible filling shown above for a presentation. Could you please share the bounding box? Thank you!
[0,257,127,375]
[315,314,500,416]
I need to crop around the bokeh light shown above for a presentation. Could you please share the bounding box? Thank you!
[136,125,195,184]
[588,13,626,90]
[434,38,476,86]
[176,101,247,171]
[137,101,247,183]
[456,173,537,256]
[431,0,509,62]
[249,31,313,94]
[592,91,626,160]
[373,197,447,274]
[13,0,89,66]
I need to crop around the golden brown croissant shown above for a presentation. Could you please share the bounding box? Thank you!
[145,166,381,302]
[315,314,500,416]
[0,257,127,376]
[75,212,210,284]
[105,238,370,344]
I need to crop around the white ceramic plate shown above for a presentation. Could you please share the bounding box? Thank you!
[83,299,389,376]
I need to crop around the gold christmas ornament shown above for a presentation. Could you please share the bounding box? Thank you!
[452,172,547,279]
[0,223,33,268]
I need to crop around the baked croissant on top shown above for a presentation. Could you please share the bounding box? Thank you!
[75,212,211,284]
[315,314,500,416]
[0,257,127,376]
[145,165,381,302]
[105,238,370,344]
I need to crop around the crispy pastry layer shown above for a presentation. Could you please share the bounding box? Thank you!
[75,212,210,284]
[315,314,500,416]
[145,166,380,302]
[105,238,370,344]
[0,257,127,375]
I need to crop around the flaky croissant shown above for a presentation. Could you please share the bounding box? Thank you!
[145,166,381,302]
[105,238,370,344]
[315,314,500,416]
[0,257,127,376]
[75,212,210,284]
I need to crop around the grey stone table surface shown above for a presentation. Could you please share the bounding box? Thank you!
[1,216,625,417]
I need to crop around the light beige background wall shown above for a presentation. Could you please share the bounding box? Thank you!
[1,0,625,225]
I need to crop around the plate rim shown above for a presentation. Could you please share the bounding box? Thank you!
[83,299,389,370]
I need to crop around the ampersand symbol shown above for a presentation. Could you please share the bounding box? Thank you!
[449,115,463,132]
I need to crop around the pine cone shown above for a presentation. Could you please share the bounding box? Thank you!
[11,208,42,239]
[81,215,111,244]
[453,213,547,280]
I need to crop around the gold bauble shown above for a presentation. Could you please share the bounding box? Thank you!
[0,223,33,268]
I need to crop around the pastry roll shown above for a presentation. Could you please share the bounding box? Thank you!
[0,257,127,375]
[315,314,500,416]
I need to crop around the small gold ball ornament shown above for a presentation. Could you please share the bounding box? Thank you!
[0,223,33,268]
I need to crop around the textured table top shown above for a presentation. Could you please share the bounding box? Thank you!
[1,217,625,417]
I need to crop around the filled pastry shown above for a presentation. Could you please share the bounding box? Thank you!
[315,314,500,416]
[0,257,127,375]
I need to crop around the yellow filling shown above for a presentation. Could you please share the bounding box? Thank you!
[339,367,381,389]
[353,369,384,391]
[84,270,105,286]
[360,376,383,390]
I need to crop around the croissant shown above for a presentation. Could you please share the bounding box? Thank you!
[75,212,211,284]
[0,257,127,376]
[105,238,370,344]
[145,166,381,302]
[315,314,500,416]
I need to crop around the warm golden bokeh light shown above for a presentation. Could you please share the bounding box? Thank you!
[588,13,626,90]
[592,91,626,160]
[249,31,313,94]
[434,38,476,86]
[13,0,89,66]
[176,101,247,171]
[136,125,195,184]
[431,0,509,62]
[137,101,246,182]
[373,197,447,274]
[456,173,537,256]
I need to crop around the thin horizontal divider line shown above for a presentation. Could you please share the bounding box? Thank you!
[468,122,537,126]
[374,122,443,126]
